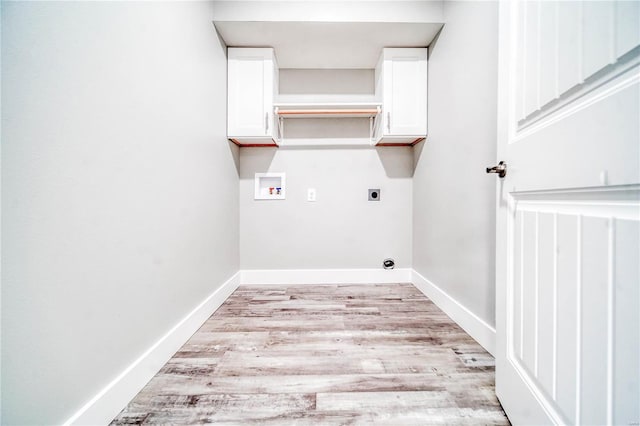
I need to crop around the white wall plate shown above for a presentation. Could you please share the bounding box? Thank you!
[254,172,286,200]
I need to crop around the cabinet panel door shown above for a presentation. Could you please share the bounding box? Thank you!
[385,49,428,136]
[228,49,274,138]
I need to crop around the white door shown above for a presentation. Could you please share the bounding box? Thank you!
[494,1,639,425]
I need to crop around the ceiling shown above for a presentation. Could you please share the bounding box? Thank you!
[213,21,443,69]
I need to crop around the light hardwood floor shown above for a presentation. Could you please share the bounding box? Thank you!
[111,284,509,425]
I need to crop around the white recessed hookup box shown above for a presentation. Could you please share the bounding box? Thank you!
[254,172,286,200]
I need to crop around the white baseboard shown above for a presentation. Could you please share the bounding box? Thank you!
[411,269,496,356]
[240,268,413,285]
[64,272,240,426]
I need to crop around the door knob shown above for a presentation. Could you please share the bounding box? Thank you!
[486,161,507,178]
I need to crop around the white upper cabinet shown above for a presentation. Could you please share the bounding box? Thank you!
[227,48,279,146]
[226,47,428,148]
[375,48,428,145]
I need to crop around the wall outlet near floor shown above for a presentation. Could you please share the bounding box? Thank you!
[307,188,317,202]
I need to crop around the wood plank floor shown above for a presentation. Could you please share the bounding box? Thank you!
[111,284,509,425]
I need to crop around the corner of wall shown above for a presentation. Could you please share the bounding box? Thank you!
[412,269,496,355]
[240,268,413,285]
[412,0,499,355]
[63,272,240,426]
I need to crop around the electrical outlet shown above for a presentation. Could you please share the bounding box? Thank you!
[307,188,317,202]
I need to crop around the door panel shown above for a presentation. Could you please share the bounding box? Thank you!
[232,58,266,135]
[613,219,640,426]
[391,59,421,132]
[555,213,578,424]
[616,1,640,57]
[523,0,539,116]
[539,2,558,108]
[579,216,609,426]
[496,1,640,424]
[536,212,554,397]
[557,2,582,97]
[581,2,615,79]
[521,211,536,374]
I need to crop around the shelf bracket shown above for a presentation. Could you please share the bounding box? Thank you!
[370,106,381,145]
[275,107,284,141]
[369,116,374,145]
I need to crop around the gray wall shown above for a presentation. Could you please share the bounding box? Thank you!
[413,1,499,327]
[1,1,497,423]
[1,2,239,424]
[240,147,413,270]
[240,69,413,270]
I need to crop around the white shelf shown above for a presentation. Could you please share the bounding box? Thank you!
[229,136,278,147]
[274,102,381,119]
[274,102,382,144]
[277,138,374,147]
[375,135,426,146]
[276,94,377,104]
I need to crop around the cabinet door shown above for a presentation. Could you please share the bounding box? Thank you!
[383,48,428,136]
[227,48,275,139]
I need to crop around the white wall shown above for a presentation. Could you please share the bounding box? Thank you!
[1,2,238,424]
[413,1,499,327]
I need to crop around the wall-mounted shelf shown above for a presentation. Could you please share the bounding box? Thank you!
[274,102,381,119]
[376,137,425,146]
[277,138,374,147]
[274,102,381,144]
